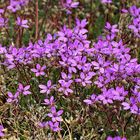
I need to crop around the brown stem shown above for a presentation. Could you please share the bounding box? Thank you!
[19,28,24,47]
[35,0,39,40]
[16,27,21,47]
[38,0,50,37]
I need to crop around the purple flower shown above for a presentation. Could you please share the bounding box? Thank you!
[66,57,76,69]
[122,97,140,114]
[4,46,26,69]
[122,102,130,110]
[59,72,73,85]
[47,106,63,122]
[8,2,21,12]
[75,56,87,70]
[84,94,97,105]
[74,19,88,36]
[107,136,127,140]
[92,57,110,74]
[16,17,29,28]
[94,75,105,88]
[112,40,130,57]
[63,0,79,14]
[132,85,140,98]
[129,5,140,18]
[43,96,55,106]
[128,6,140,38]
[58,82,73,96]
[97,88,113,104]
[0,17,8,27]
[39,80,53,94]
[48,121,61,132]
[76,18,88,29]
[112,86,128,101]
[38,121,48,128]
[19,0,29,6]
[8,0,29,12]
[17,83,31,95]
[101,0,112,4]
[0,45,7,54]
[7,91,19,103]
[121,9,128,14]
[128,18,140,38]
[92,61,104,73]
[31,64,46,77]
[0,9,4,14]
[0,125,4,137]
[75,72,92,86]
[58,72,73,96]
[105,22,119,34]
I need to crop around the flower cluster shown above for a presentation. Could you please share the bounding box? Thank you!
[0,17,140,134]
[128,6,140,38]
[0,0,29,29]
[39,80,63,131]
[0,0,139,136]
[38,105,63,132]
[7,83,31,103]
[83,22,140,115]
[8,0,29,12]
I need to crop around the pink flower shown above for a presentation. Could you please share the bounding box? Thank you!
[43,96,55,106]
[7,91,19,103]
[16,17,29,28]
[0,125,5,137]
[63,0,79,14]
[39,80,54,94]
[38,122,48,128]
[47,106,63,122]
[101,0,112,4]
[18,83,31,95]
[31,64,46,77]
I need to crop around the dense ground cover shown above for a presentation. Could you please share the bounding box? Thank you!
[0,0,140,139]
